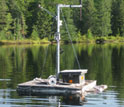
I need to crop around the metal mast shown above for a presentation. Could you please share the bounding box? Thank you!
[56,4,82,77]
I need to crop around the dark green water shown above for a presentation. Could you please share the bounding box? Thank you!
[0,44,124,107]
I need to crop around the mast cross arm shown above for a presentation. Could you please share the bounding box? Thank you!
[58,4,82,8]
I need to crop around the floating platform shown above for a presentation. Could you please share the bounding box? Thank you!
[17,79,96,96]
[17,70,107,96]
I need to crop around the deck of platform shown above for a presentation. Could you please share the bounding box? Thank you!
[17,79,96,96]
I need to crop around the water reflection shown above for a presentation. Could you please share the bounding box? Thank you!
[0,44,124,106]
[61,95,87,106]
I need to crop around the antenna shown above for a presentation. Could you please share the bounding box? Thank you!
[80,0,82,21]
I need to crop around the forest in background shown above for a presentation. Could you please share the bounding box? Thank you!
[0,0,124,41]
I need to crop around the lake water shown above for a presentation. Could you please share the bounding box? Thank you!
[0,44,124,107]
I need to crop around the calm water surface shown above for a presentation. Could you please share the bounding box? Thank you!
[0,44,124,107]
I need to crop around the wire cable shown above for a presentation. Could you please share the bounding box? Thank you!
[61,9,81,69]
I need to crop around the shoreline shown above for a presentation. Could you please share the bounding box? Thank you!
[0,40,51,45]
[0,38,124,45]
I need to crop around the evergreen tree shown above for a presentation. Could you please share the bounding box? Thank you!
[1,0,124,40]
[25,0,42,38]
[36,7,53,39]
[0,0,8,31]
[119,0,124,36]
[81,0,96,35]
[94,0,112,36]
[37,0,57,39]
[7,0,27,39]
[112,0,124,36]
[30,26,39,40]
[111,0,120,36]
[13,19,21,40]
[20,14,27,38]
[4,13,13,39]
[0,0,13,40]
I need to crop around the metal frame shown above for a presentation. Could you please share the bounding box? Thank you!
[56,4,82,77]
[39,4,82,79]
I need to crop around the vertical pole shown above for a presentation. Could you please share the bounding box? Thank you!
[56,5,60,78]
[55,4,82,80]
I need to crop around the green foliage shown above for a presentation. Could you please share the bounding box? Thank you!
[0,0,124,41]
[94,0,112,36]
[0,0,13,40]
[81,0,96,35]
[111,0,124,37]
[31,26,39,40]
[119,0,124,36]
[61,8,77,41]
[13,19,22,40]
[87,29,93,39]
[0,31,6,40]
[0,0,8,31]
[76,31,82,41]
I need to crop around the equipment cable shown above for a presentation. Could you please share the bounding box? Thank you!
[61,9,81,69]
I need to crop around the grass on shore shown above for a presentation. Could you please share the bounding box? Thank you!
[0,38,51,45]
[0,36,124,45]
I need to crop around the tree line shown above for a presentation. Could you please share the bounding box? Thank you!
[0,0,124,41]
